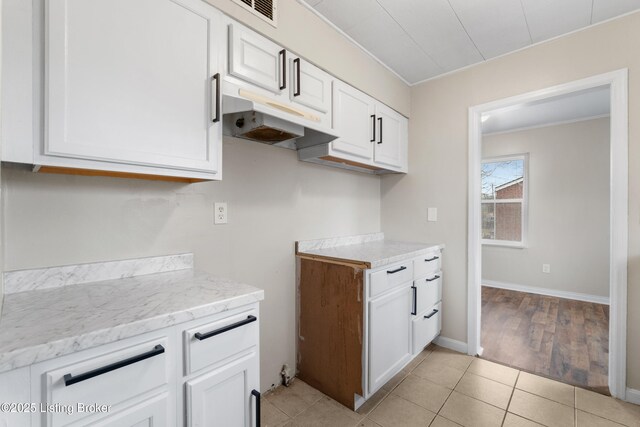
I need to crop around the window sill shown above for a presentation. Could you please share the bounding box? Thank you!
[482,240,526,249]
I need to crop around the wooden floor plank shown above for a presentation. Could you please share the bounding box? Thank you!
[480,286,609,394]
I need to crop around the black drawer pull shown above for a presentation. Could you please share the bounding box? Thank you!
[370,114,376,142]
[378,117,383,144]
[251,389,261,427]
[387,266,407,274]
[424,309,439,319]
[411,285,417,315]
[195,315,257,341]
[279,49,286,90]
[425,256,439,262]
[64,344,165,387]
[426,275,441,282]
[293,58,301,96]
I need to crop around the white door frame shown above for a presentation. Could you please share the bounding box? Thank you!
[467,69,628,399]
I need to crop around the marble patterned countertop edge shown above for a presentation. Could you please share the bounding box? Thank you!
[0,254,264,374]
[0,289,264,373]
[296,233,445,269]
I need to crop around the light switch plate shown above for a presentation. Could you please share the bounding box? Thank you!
[427,208,438,222]
[214,202,227,224]
[542,264,551,273]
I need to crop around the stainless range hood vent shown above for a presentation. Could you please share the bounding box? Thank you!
[227,111,304,145]
[222,89,338,150]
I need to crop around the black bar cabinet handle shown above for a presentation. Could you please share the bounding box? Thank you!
[195,315,257,341]
[377,117,383,144]
[293,58,301,96]
[424,309,439,319]
[370,115,376,142]
[212,73,221,123]
[251,389,261,427]
[279,49,286,90]
[64,344,165,386]
[425,256,439,262]
[387,266,407,274]
[426,275,441,282]
[411,286,417,315]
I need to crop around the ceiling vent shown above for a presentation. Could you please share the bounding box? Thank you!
[233,0,277,26]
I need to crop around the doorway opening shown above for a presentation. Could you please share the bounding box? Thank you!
[467,70,628,399]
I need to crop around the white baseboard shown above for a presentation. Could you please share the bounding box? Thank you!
[626,388,640,405]
[434,336,468,354]
[483,280,610,305]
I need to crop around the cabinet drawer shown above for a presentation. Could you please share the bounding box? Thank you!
[44,337,170,427]
[414,251,441,280]
[412,303,441,355]
[414,272,442,315]
[370,261,413,298]
[184,309,259,375]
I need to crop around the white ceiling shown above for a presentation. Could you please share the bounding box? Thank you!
[302,0,640,84]
[481,85,610,135]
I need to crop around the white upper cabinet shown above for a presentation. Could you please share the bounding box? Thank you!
[320,81,408,173]
[373,103,407,169]
[228,22,284,94]
[45,0,222,176]
[331,81,375,160]
[289,56,332,116]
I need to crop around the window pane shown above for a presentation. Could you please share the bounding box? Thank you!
[482,159,524,200]
[495,202,522,241]
[482,203,495,240]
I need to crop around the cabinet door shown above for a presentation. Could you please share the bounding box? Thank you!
[229,23,283,93]
[369,286,412,393]
[186,351,259,427]
[373,103,407,170]
[92,393,169,427]
[331,81,375,160]
[46,0,222,173]
[289,57,332,115]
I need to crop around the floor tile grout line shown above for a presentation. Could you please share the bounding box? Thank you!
[501,370,521,426]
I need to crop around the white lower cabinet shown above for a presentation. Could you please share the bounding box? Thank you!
[368,286,412,393]
[0,303,260,427]
[91,393,170,427]
[186,350,259,427]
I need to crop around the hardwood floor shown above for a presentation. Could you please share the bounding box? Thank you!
[481,286,609,394]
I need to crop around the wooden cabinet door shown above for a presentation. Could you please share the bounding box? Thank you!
[229,22,284,93]
[373,103,407,170]
[331,81,375,160]
[186,351,259,427]
[369,285,412,393]
[46,0,222,173]
[289,56,332,116]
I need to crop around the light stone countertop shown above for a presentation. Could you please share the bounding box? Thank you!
[296,233,444,269]
[0,259,264,373]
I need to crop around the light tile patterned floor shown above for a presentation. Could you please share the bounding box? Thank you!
[261,346,640,427]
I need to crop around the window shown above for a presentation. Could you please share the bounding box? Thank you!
[481,155,528,247]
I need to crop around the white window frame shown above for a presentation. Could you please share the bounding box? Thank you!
[481,154,529,248]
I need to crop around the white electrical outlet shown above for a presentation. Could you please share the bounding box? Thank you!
[427,207,438,222]
[214,202,228,224]
[542,264,551,273]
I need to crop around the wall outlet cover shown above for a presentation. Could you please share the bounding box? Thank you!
[427,207,438,222]
[542,264,551,273]
[214,202,228,224]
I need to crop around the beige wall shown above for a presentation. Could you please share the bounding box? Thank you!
[381,11,640,388]
[204,0,410,117]
[0,1,407,391]
[482,118,610,298]
[3,138,381,391]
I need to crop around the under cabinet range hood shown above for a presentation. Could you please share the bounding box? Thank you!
[222,88,338,149]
